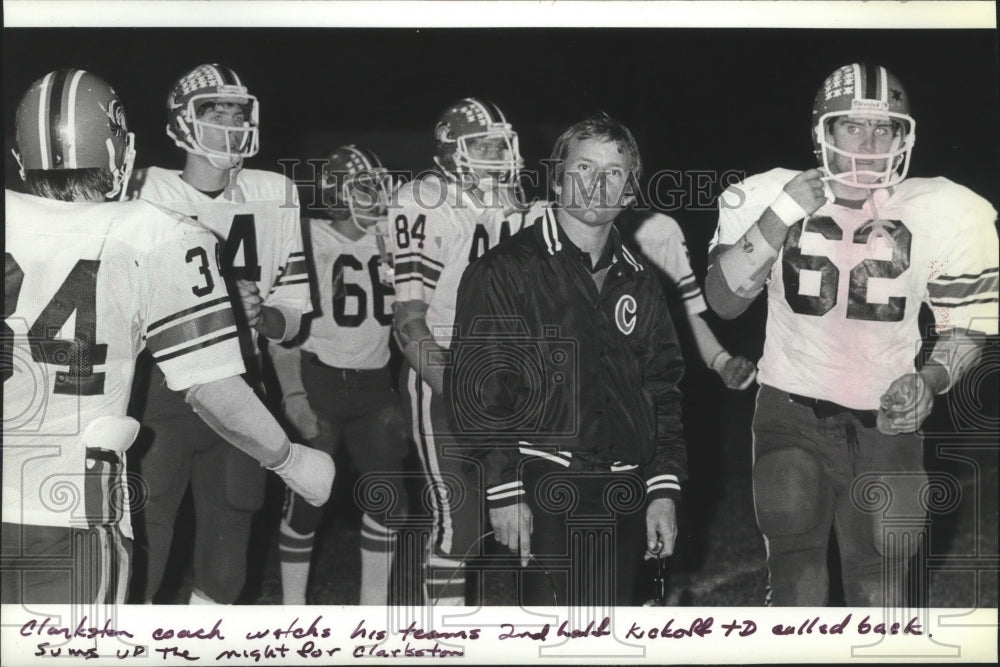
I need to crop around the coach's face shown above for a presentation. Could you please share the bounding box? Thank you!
[553,136,634,227]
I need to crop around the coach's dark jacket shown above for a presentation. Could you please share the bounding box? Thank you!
[448,205,687,509]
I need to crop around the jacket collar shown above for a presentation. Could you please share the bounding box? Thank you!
[536,204,644,275]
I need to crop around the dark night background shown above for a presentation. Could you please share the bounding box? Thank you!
[4,28,998,606]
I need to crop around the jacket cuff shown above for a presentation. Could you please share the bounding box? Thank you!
[486,480,525,509]
[645,473,681,503]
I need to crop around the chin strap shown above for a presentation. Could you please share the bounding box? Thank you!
[863,187,896,252]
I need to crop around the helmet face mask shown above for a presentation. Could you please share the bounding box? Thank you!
[434,98,524,190]
[13,69,136,201]
[812,63,915,190]
[167,65,260,167]
[321,145,392,238]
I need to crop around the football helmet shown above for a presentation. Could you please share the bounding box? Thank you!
[166,64,259,165]
[323,145,392,233]
[433,97,524,187]
[323,145,394,284]
[13,69,135,200]
[812,63,916,189]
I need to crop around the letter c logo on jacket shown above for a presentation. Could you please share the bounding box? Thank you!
[615,295,637,335]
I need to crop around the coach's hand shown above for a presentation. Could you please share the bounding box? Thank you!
[878,372,935,434]
[645,497,677,560]
[235,279,263,328]
[490,502,533,567]
[283,393,320,441]
[779,168,827,219]
[269,442,335,507]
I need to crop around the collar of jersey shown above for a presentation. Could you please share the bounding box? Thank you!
[536,204,644,275]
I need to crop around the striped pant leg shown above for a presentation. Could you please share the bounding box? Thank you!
[401,362,482,605]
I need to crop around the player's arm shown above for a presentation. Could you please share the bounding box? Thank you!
[390,183,449,395]
[252,182,311,342]
[393,299,446,395]
[638,217,756,389]
[689,314,757,390]
[145,231,332,506]
[639,279,687,559]
[882,197,999,433]
[879,328,987,434]
[450,257,533,565]
[705,169,827,319]
[267,337,321,441]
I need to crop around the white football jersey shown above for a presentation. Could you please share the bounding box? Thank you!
[135,167,311,353]
[302,219,394,369]
[713,168,999,409]
[633,212,708,316]
[390,174,544,347]
[4,190,244,530]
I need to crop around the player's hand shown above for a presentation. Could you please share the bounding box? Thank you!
[269,442,335,507]
[489,502,533,567]
[645,497,677,560]
[878,373,935,434]
[781,168,827,217]
[283,393,321,441]
[720,355,757,390]
[235,279,263,328]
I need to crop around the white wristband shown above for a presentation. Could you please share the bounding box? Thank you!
[769,190,809,226]
[710,350,732,375]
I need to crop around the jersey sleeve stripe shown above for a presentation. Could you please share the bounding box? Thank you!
[281,259,309,277]
[395,273,438,289]
[394,260,442,282]
[930,295,999,308]
[929,267,998,283]
[147,296,231,335]
[146,309,237,353]
[395,251,445,270]
[928,270,998,299]
[152,330,241,363]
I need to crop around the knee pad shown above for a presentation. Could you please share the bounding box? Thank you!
[753,448,826,538]
[282,486,324,536]
[223,446,267,512]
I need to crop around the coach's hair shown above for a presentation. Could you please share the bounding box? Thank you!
[23,168,116,202]
[548,112,643,187]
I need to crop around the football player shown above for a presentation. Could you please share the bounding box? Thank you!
[2,69,331,605]
[390,98,544,605]
[268,145,409,605]
[621,210,756,389]
[705,63,999,606]
[129,64,313,605]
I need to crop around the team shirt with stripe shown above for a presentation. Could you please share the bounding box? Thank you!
[632,212,708,316]
[390,174,546,348]
[4,191,244,531]
[134,167,311,354]
[712,168,999,409]
[301,219,394,369]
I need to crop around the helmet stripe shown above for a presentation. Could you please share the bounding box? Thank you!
[851,63,863,101]
[878,66,889,104]
[217,65,239,87]
[863,63,877,101]
[46,69,71,171]
[36,71,54,169]
[64,69,86,169]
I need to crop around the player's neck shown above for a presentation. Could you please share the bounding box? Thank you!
[182,154,238,192]
[554,207,614,265]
